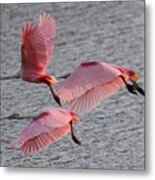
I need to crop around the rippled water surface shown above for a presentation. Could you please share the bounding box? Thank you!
[1,1,145,170]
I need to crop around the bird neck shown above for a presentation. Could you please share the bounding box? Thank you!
[39,75,52,85]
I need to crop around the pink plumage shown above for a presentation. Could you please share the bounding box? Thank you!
[21,13,56,82]
[68,77,124,113]
[21,22,49,80]
[111,64,140,81]
[20,13,62,106]
[39,12,56,58]
[55,61,130,114]
[10,108,80,154]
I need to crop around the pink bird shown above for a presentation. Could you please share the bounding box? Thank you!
[8,108,81,154]
[1,13,61,106]
[55,61,145,114]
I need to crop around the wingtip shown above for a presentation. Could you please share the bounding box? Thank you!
[39,11,55,22]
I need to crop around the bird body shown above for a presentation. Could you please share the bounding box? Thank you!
[20,13,61,105]
[56,61,123,102]
[9,108,80,154]
[21,13,56,84]
[20,14,56,84]
[55,60,144,114]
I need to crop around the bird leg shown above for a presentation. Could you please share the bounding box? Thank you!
[130,79,145,96]
[70,121,81,146]
[57,73,71,79]
[1,113,33,120]
[48,84,62,106]
[0,70,21,80]
[119,75,137,95]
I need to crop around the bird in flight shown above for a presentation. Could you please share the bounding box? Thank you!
[1,13,61,106]
[55,61,145,114]
[7,108,81,154]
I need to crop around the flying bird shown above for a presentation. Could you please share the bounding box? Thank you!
[55,61,145,114]
[7,108,81,154]
[1,13,61,106]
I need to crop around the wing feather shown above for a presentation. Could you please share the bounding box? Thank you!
[67,77,125,114]
[39,12,56,40]
[21,22,49,77]
[55,61,121,103]
[10,108,72,149]
[20,124,70,154]
[39,12,56,59]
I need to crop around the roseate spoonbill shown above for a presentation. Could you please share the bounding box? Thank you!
[7,108,81,154]
[55,61,145,114]
[1,13,61,106]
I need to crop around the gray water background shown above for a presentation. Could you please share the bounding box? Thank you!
[1,1,145,170]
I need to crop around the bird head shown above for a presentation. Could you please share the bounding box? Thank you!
[127,70,140,81]
[112,64,140,81]
[69,111,80,122]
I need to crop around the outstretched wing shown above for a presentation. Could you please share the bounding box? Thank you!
[39,12,56,59]
[20,124,70,154]
[10,108,72,154]
[67,77,125,114]
[55,61,122,103]
[21,22,49,77]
